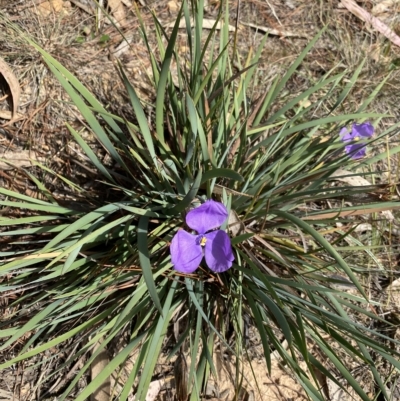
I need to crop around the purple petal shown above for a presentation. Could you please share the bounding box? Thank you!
[352,122,374,139]
[339,127,353,142]
[170,230,203,273]
[186,200,228,234]
[345,143,367,159]
[204,230,234,273]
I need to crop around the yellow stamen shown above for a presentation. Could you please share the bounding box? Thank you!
[200,237,207,246]
[354,136,360,141]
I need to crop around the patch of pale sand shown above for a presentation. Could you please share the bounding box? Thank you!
[239,359,308,401]
[108,344,308,401]
[204,350,308,401]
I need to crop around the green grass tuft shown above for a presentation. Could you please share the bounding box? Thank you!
[1,1,400,400]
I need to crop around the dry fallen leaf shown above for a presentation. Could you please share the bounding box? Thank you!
[90,340,111,401]
[327,378,355,401]
[371,0,400,17]
[311,366,330,400]
[0,110,24,122]
[228,209,245,237]
[367,42,390,63]
[330,168,372,187]
[387,278,400,306]
[0,151,44,170]
[131,379,165,401]
[341,0,400,48]
[0,388,16,401]
[353,223,373,232]
[32,0,68,17]
[167,0,180,13]
[108,0,127,27]
[240,21,310,38]
[0,56,20,124]
[69,0,94,14]
[145,380,164,401]
[174,353,188,401]
[113,34,135,58]
[330,168,396,221]
[381,209,395,221]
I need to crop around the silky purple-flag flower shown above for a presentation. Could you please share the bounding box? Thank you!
[340,122,374,159]
[170,200,234,274]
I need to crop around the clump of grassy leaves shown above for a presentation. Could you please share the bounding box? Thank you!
[1,1,400,400]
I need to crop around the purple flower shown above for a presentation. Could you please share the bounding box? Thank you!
[170,200,234,274]
[340,122,374,159]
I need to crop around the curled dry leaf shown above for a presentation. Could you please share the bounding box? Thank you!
[341,0,400,48]
[0,56,20,124]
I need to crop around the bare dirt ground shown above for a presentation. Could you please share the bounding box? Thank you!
[1,0,400,400]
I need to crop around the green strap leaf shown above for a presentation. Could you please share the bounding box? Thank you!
[135,281,178,401]
[73,335,146,401]
[119,64,159,170]
[201,168,244,184]
[137,216,164,315]
[274,210,367,298]
[167,170,202,214]
[155,3,183,144]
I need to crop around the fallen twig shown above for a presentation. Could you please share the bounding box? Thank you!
[341,0,400,48]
